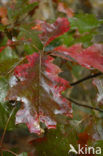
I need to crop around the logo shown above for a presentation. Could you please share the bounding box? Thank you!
[68,144,101,155]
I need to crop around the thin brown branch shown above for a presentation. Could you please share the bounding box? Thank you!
[70,72,102,86]
[0,107,16,147]
[2,148,18,156]
[63,96,103,113]
[7,57,26,76]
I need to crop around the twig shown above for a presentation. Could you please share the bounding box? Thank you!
[63,96,103,113]
[0,107,17,155]
[0,107,16,146]
[7,57,26,76]
[2,148,18,156]
[70,72,102,86]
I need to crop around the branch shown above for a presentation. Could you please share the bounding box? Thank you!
[1,148,18,156]
[70,72,102,86]
[63,96,103,113]
[0,107,16,146]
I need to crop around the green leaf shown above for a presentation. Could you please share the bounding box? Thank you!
[35,124,77,156]
[18,28,43,50]
[69,14,100,33]
[0,47,19,75]
[0,24,5,32]
[24,43,37,54]
[45,38,62,52]
[0,102,16,129]
[8,1,38,22]
[0,36,8,47]
[0,46,18,60]
[61,31,94,48]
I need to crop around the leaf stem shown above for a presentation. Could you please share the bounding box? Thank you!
[2,148,18,156]
[38,52,42,113]
[7,57,26,76]
[70,72,102,86]
[65,96,103,113]
[0,107,16,147]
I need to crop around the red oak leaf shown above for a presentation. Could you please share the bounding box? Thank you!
[78,132,93,156]
[36,17,70,46]
[7,53,72,134]
[53,44,103,72]
[78,132,91,145]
